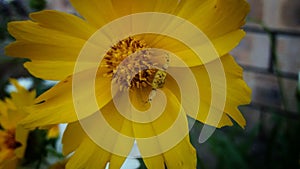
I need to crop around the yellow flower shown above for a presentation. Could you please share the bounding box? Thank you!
[0,79,35,168]
[47,125,60,139]
[6,0,251,168]
[49,159,68,169]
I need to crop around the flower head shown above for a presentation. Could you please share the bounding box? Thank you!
[0,79,35,168]
[6,0,251,168]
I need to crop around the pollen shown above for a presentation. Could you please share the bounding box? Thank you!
[101,37,169,91]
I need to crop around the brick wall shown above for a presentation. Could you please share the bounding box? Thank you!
[46,0,74,12]
[248,0,300,31]
[231,0,300,130]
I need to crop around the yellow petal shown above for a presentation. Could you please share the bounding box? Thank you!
[178,0,249,39]
[111,0,179,16]
[132,88,187,137]
[4,99,16,111]
[9,79,36,107]
[30,10,97,40]
[132,88,195,167]
[165,54,251,128]
[62,122,85,156]
[5,20,89,80]
[0,101,10,129]
[47,125,59,139]
[62,112,132,168]
[212,30,246,56]
[16,52,100,81]
[164,73,234,127]
[172,29,246,65]
[6,41,83,62]
[21,68,113,128]
[142,156,165,169]
[66,136,126,169]
[24,60,75,80]
[109,155,128,169]
[0,78,35,129]
[68,99,134,157]
[70,0,179,28]
[0,110,24,130]
[141,29,245,67]
[101,99,134,138]
[164,136,196,169]
[139,34,203,67]
[0,101,8,116]
[7,21,85,45]
[0,156,18,169]
[49,159,68,169]
[6,43,83,80]
[0,111,12,130]
[15,125,29,158]
[69,0,116,28]
[129,86,152,112]
[66,138,111,169]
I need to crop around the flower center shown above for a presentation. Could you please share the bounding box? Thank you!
[4,129,21,149]
[102,37,169,91]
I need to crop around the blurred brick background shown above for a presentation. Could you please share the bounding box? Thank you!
[46,0,74,12]
[231,0,300,127]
